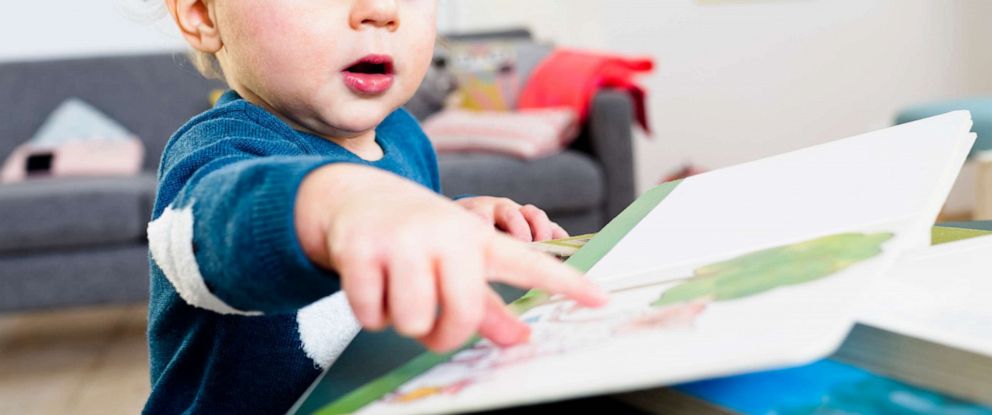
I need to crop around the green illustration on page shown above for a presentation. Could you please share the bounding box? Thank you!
[653,232,893,307]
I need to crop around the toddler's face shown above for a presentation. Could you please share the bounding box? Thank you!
[212,0,437,139]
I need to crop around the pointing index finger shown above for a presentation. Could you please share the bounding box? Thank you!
[485,234,609,307]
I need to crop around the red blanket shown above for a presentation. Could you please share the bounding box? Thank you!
[517,49,654,134]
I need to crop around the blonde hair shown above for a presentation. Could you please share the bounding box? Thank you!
[189,49,225,81]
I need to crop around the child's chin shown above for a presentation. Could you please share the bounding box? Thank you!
[326,107,392,132]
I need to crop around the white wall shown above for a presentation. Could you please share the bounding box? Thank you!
[451,0,992,214]
[0,1,184,61]
[447,0,608,50]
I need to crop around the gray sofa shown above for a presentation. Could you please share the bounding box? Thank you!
[0,48,635,312]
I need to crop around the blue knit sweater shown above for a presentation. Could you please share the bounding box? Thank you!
[144,90,452,414]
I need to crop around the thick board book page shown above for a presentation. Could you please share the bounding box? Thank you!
[859,234,992,357]
[290,111,975,415]
[834,234,992,404]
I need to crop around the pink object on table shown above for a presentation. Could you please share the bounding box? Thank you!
[422,107,579,160]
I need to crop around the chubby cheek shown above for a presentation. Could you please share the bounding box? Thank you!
[220,0,336,95]
[395,3,438,99]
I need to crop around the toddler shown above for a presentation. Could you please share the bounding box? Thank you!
[145,0,608,413]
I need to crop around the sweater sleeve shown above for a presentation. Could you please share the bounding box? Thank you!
[148,125,348,315]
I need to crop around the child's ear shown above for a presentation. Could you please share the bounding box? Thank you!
[166,0,223,53]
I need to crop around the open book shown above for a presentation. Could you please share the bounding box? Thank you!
[290,111,976,415]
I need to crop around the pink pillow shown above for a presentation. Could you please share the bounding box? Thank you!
[1,137,144,183]
[422,108,579,160]
[1,98,145,183]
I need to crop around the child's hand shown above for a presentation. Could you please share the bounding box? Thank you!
[296,164,609,353]
[454,196,569,242]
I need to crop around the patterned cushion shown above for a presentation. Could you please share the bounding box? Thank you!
[442,40,554,111]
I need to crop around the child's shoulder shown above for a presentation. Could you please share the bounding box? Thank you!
[159,91,310,165]
[170,90,295,146]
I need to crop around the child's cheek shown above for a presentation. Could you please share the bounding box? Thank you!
[230,1,337,80]
[235,4,309,51]
[398,1,438,82]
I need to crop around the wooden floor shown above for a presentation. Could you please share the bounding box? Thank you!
[0,304,150,415]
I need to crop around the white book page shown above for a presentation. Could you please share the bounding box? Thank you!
[587,111,974,281]
[859,234,992,356]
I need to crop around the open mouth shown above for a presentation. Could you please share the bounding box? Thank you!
[341,55,396,95]
[343,55,394,75]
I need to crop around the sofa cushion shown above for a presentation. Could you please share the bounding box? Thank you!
[0,174,156,253]
[438,149,604,213]
[0,245,151,312]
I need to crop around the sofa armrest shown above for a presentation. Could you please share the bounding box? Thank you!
[571,89,637,223]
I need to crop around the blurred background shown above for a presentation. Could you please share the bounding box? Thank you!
[2,0,991,413]
[4,0,992,213]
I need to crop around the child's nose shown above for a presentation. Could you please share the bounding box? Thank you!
[350,0,400,32]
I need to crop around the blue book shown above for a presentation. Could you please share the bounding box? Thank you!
[621,359,992,415]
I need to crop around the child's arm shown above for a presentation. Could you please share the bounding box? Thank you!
[296,164,609,352]
[149,151,349,315]
[150,128,607,348]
